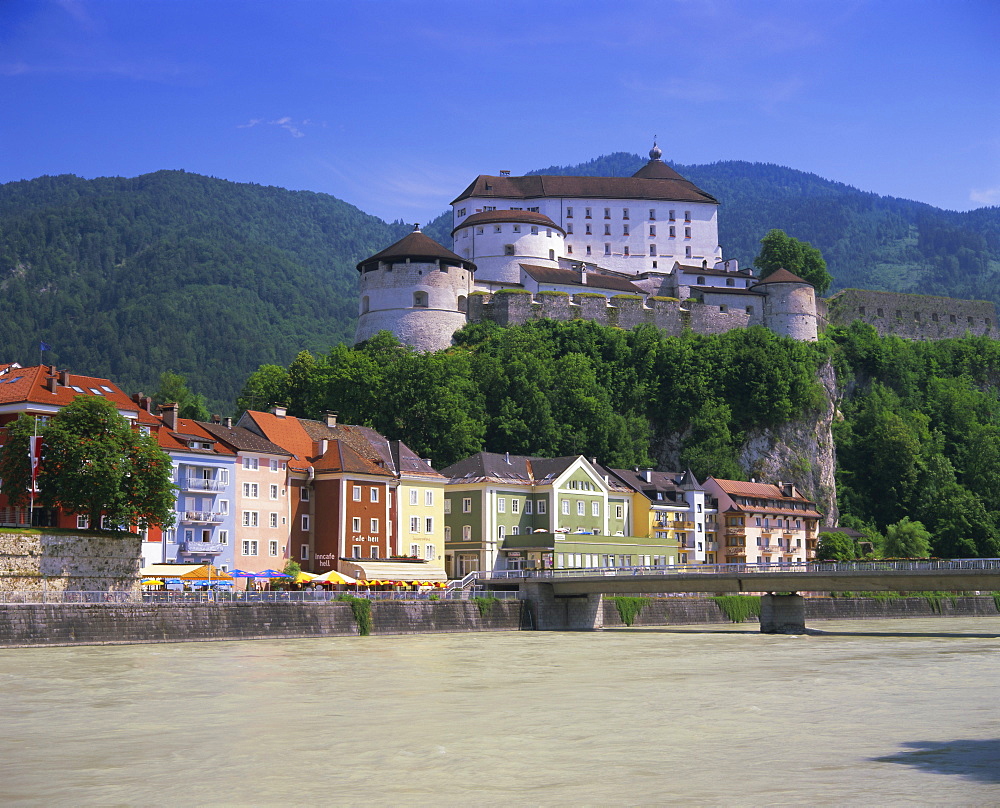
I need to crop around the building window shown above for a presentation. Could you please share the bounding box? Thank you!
[370,546,379,559]
[269,540,279,556]
[268,484,278,500]
[462,525,471,541]
[566,207,573,218]
[409,489,418,506]
[561,500,570,515]
[585,207,592,218]
[504,244,515,256]
[513,225,521,233]
[669,226,675,238]
[592,501,600,516]
[537,500,546,514]
[524,500,533,515]
[301,514,310,531]
[462,498,472,513]
[413,291,428,308]
[300,544,309,560]
[497,498,506,513]
[684,227,691,239]
[410,516,420,533]
[650,245,657,256]
[242,540,258,556]
[353,486,362,501]
[367,487,377,503]
[444,499,452,514]
[616,505,623,519]
[511,499,519,514]
[604,244,611,256]
[425,517,434,533]
[425,544,435,560]
[410,543,420,558]
[726,277,735,286]
[685,247,692,258]
[494,225,501,233]
[577,500,585,516]
[585,224,592,235]
[567,224,574,234]
[352,517,361,532]
[424,490,434,506]
[624,246,630,256]
[498,526,505,539]
[352,545,361,558]
[586,245,591,256]
[684,211,691,222]
[623,225,630,236]
[243,457,259,471]
[269,512,278,528]
[370,518,379,533]
[243,483,258,498]
[511,526,519,535]
[242,511,258,527]
[604,224,611,236]
[77,515,89,529]
[530,226,538,235]
[218,530,228,545]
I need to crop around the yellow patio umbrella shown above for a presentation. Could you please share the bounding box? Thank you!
[293,571,318,584]
[312,569,358,585]
[141,579,164,586]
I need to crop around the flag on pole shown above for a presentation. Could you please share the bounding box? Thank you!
[29,436,43,494]
[39,341,51,352]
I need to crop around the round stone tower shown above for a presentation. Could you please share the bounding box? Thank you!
[355,225,476,352]
[452,210,566,287]
[754,268,819,341]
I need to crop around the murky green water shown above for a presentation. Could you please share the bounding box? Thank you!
[1,618,999,806]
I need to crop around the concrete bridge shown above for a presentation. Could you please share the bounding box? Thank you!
[474,559,1000,633]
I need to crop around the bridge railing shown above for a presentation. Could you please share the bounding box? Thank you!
[477,558,1000,581]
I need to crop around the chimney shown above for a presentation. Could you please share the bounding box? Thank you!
[272,405,287,418]
[702,259,708,269]
[579,264,587,285]
[143,396,154,413]
[504,451,510,464]
[223,417,232,428]
[590,456,598,466]
[60,370,70,386]
[319,438,329,456]
[325,411,338,428]
[46,375,58,394]
[643,468,653,483]
[160,402,178,430]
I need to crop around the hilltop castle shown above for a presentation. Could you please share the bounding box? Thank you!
[355,145,997,350]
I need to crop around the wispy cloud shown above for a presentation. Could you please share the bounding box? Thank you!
[970,187,1000,206]
[237,117,313,138]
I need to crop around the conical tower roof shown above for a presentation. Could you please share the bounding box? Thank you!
[357,225,476,272]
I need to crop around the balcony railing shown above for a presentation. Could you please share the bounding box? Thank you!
[674,521,696,530]
[725,527,746,536]
[182,511,225,524]
[724,546,746,556]
[181,541,224,555]
[182,478,226,492]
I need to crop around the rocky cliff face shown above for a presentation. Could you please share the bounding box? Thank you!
[652,361,840,525]
[737,360,839,525]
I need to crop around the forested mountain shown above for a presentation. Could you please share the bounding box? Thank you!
[2,157,999,409]
[0,171,409,408]
[429,152,1000,300]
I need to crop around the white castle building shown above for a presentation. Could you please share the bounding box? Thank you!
[356,145,820,351]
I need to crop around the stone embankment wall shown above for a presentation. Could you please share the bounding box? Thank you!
[825,289,997,339]
[0,600,526,648]
[0,530,141,594]
[600,595,1000,628]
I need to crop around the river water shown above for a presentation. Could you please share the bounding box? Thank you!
[2,618,999,806]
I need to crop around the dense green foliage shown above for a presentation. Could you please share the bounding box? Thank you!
[830,322,1000,558]
[815,531,858,561]
[238,320,827,473]
[337,594,373,635]
[754,229,832,294]
[0,397,175,531]
[710,595,761,623]
[608,596,651,626]
[883,517,933,558]
[0,171,409,409]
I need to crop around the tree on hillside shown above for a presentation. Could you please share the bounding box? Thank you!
[881,517,932,558]
[815,531,857,561]
[0,397,176,532]
[754,229,833,294]
[153,371,210,421]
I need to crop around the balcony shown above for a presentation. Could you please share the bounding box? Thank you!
[674,521,696,530]
[182,478,226,492]
[181,541,224,555]
[724,546,746,557]
[182,511,225,524]
[725,527,745,537]
[760,530,772,538]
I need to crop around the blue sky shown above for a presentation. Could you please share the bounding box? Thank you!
[2,0,998,224]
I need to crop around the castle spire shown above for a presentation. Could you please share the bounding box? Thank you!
[649,137,662,161]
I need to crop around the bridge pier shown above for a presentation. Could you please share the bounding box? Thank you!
[760,593,806,634]
[522,583,604,630]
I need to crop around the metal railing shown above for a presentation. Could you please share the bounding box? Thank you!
[0,589,522,605]
[477,558,1000,581]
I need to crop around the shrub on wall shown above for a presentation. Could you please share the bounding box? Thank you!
[337,594,373,635]
[711,595,761,623]
[608,595,651,626]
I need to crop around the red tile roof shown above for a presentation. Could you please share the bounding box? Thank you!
[752,268,810,286]
[520,264,645,294]
[357,228,474,273]
[453,210,564,236]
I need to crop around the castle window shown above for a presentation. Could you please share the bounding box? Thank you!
[504,244,515,255]
[858,306,866,316]
[877,308,884,316]
[685,211,691,222]
[585,207,592,218]
[719,304,728,313]
[932,312,938,322]
[969,317,974,325]
[413,292,428,308]
[476,227,483,235]
[457,208,466,217]
[604,244,611,255]
[652,261,657,269]
[494,225,501,233]
[549,249,555,260]
[987,319,993,328]
[624,246,630,256]
[746,306,753,315]
[513,225,521,233]
[623,208,629,219]
[604,224,611,235]
[669,210,676,221]
[914,312,921,322]
[685,247,692,258]
[649,208,656,220]
[685,227,692,239]
[697,276,705,284]
[528,206,539,212]
[546,229,552,237]
[586,245,591,256]
[950,314,957,323]
[604,208,611,219]
[483,206,495,211]
[567,245,573,254]
[669,226,676,238]
[566,207,573,218]
[585,224,592,235]
[361,296,369,314]
[567,224,573,234]
[726,278,735,286]
[649,225,656,236]
[623,224,630,236]
[896,310,902,319]
[649,245,657,256]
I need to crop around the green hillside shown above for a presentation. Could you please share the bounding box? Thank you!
[0,171,409,408]
[2,158,999,409]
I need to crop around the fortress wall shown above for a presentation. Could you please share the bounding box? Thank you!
[825,289,998,340]
[535,293,576,321]
[0,531,141,593]
[687,303,751,335]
